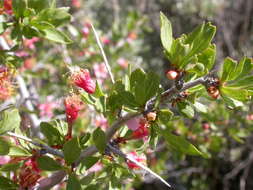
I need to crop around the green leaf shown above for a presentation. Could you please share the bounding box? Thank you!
[229,76,253,88]
[12,0,27,18]
[130,68,146,92]
[0,163,21,172]
[28,0,50,12]
[93,81,105,98]
[8,146,31,156]
[221,57,237,82]
[118,91,139,108]
[67,174,82,190]
[197,44,216,71]
[80,173,95,185]
[79,133,90,147]
[37,156,63,171]
[40,122,62,146]
[158,129,204,156]
[63,137,81,165]
[0,138,10,155]
[158,109,173,125]
[160,12,173,52]
[35,7,71,27]
[220,86,249,101]
[144,72,160,102]
[79,156,100,172]
[185,22,216,58]
[193,102,208,113]
[236,58,253,79]
[0,109,21,134]
[0,176,18,190]
[177,101,195,118]
[92,128,106,153]
[34,22,72,44]
[229,57,246,80]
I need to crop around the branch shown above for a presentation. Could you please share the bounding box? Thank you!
[6,132,64,158]
[108,144,171,188]
[0,36,41,136]
[91,23,115,84]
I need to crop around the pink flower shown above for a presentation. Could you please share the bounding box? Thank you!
[93,63,108,80]
[71,0,81,8]
[82,26,90,38]
[126,117,140,131]
[126,151,146,170]
[117,58,128,69]
[94,115,108,131]
[0,79,14,101]
[0,156,10,165]
[24,37,40,50]
[131,119,149,140]
[101,36,110,45]
[15,51,29,57]
[71,68,96,94]
[64,95,82,124]
[38,96,58,118]
[246,114,253,121]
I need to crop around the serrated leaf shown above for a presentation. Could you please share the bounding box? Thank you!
[160,12,173,52]
[63,137,81,165]
[0,138,10,155]
[92,128,106,153]
[37,156,63,171]
[229,57,246,80]
[36,7,71,27]
[67,174,82,190]
[118,91,139,108]
[221,57,237,82]
[229,76,253,88]
[144,72,160,102]
[93,81,104,98]
[8,146,31,156]
[0,109,21,134]
[220,86,249,101]
[40,122,62,146]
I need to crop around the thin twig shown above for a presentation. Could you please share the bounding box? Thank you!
[108,144,171,188]
[6,132,64,158]
[91,23,115,83]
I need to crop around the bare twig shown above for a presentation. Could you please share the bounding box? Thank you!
[108,144,171,188]
[91,23,115,83]
[6,132,64,158]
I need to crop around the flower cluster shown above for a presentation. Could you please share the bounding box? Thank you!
[126,151,146,170]
[0,66,14,101]
[64,94,82,124]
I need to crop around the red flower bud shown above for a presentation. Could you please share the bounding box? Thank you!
[166,70,178,80]
[207,86,220,99]
[64,95,82,124]
[71,68,96,94]
[4,0,12,15]
[132,119,149,139]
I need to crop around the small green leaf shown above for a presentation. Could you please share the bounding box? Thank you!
[92,128,106,153]
[130,68,146,92]
[0,138,10,155]
[80,173,95,185]
[36,7,71,27]
[236,58,253,79]
[229,76,253,88]
[8,146,31,156]
[144,72,160,102]
[193,102,208,113]
[0,108,21,134]
[221,57,237,82]
[63,137,81,165]
[158,109,173,125]
[229,57,246,80]
[37,156,63,171]
[160,12,173,52]
[177,101,195,118]
[40,122,62,146]
[79,133,90,147]
[12,0,27,18]
[0,176,18,190]
[28,0,50,12]
[34,22,72,44]
[220,86,249,101]
[118,91,139,108]
[93,81,105,98]
[0,163,21,172]
[67,174,82,190]
[222,96,243,108]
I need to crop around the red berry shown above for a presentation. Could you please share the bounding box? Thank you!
[202,122,210,130]
[166,70,178,80]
